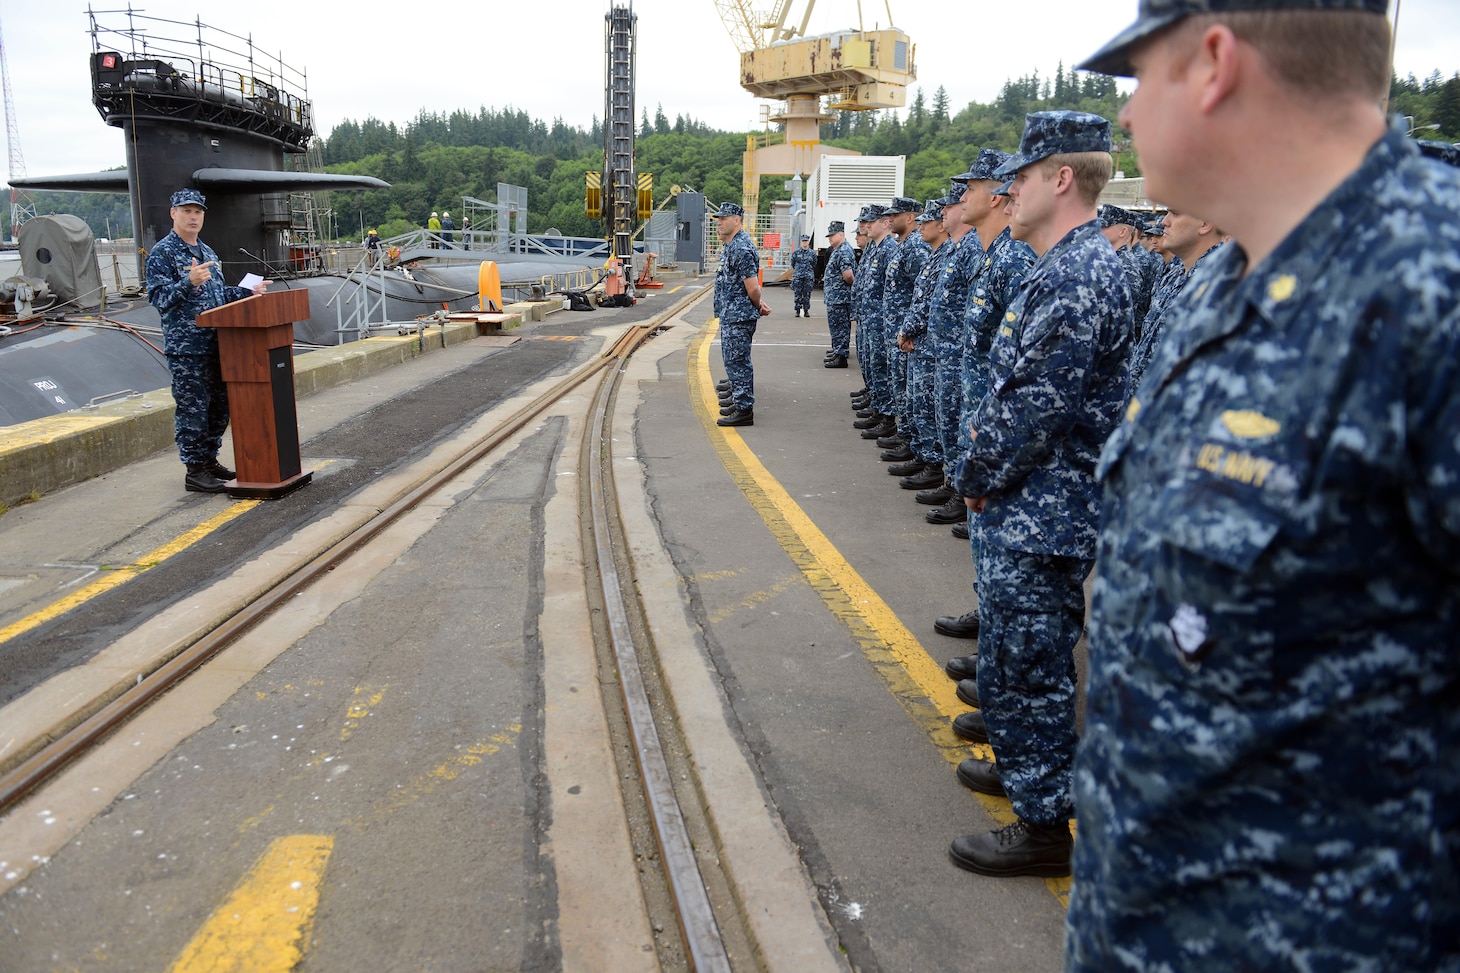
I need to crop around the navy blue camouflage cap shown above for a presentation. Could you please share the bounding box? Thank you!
[827,220,846,234]
[170,188,207,209]
[711,201,745,218]
[991,178,1014,197]
[995,111,1113,176]
[856,205,878,223]
[1141,215,1168,235]
[916,199,945,224]
[955,148,1014,183]
[1417,139,1460,168]
[886,196,921,214]
[800,233,812,241]
[1080,0,1390,77]
[940,182,969,205]
[1099,203,1146,230]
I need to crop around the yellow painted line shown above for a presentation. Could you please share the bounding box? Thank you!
[0,500,260,647]
[0,413,121,450]
[353,725,524,828]
[706,574,804,624]
[167,834,333,973]
[307,684,390,768]
[667,285,684,295]
[690,320,1072,905]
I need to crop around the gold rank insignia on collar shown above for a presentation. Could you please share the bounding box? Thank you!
[1267,275,1298,303]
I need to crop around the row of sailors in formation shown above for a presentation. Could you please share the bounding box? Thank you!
[783,109,1460,896]
[813,149,1226,535]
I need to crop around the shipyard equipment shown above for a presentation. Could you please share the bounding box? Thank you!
[714,0,915,214]
[587,3,651,306]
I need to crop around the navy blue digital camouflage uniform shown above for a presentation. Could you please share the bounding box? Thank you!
[1126,242,1223,395]
[714,227,762,411]
[1067,127,1460,973]
[900,208,952,466]
[1117,245,1159,325]
[929,228,984,470]
[146,227,251,467]
[958,228,1037,455]
[953,227,1038,616]
[953,219,1132,827]
[852,225,878,388]
[822,235,856,358]
[1103,207,1160,326]
[858,234,897,413]
[790,243,817,316]
[883,221,931,431]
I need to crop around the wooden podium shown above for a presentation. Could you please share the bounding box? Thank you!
[198,289,313,499]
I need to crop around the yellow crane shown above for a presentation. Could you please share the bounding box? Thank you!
[714,0,915,214]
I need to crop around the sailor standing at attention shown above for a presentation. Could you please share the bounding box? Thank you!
[820,221,856,368]
[712,202,770,428]
[1068,0,1460,969]
[948,111,1132,878]
[145,188,269,494]
[790,233,817,318]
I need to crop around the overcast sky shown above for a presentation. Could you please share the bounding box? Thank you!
[2,0,1455,179]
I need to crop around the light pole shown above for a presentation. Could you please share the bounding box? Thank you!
[1405,115,1442,137]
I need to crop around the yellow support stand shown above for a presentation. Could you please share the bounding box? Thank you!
[478,261,503,313]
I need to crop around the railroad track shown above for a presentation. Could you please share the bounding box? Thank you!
[0,291,747,970]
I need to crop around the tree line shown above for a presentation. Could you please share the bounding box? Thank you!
[5,70,1453,245]
[318,65,1131,243]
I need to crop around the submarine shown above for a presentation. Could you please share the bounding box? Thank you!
[0,10,600,428]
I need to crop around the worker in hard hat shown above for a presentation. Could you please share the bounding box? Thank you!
[427,211,441,249]
[440,210,456,248]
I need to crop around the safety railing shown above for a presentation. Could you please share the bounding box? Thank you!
[326,249,392,344]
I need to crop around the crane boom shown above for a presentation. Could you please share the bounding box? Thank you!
[714,0,762,54]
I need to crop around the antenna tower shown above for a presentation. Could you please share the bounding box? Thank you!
[1,16,36,241]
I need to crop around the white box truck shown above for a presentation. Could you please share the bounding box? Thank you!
[804,154,906,248]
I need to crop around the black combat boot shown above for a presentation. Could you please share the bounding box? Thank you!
[944,653,978,681]
[926,493,966,524]
[185,463,229,494]
[717,408,754,427]
[207,459,236,481]
[935,610,980,639]
[916,480,956,505]
[955,757,1005,796]
[900,466,945,490]
[880,444,915,462]
[949,818,1073,878]
[951,709,989,743]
